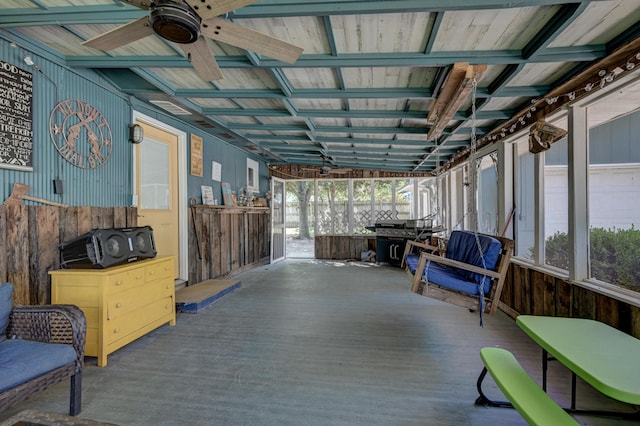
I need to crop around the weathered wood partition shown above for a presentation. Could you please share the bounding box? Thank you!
[0,205,137,305]
[189,205,270,285]
[501,263,640,338]
[314,235,376,260]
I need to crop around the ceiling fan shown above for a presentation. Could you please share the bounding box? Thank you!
[303,155,352,176]
[82,0,304,81]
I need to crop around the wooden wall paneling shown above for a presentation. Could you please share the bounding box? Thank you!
[630,305,640,339]
[6,205,29,304]
[330,236,338,259]
[244,213,252,264]
[59,207,79,243]
[0,206,6,283]
[572,285,596,319]
[531,270,546,316]
[200,208,213,281]
[500,264,514,306]
[314,236,323,258]
[91,207,112,229]
[126,207,138,227]
[29,206,60,304]
[220,211,231,275]
[594,293,619,328]
[188,208,197,284]
[232,213,242,270]
[511,265,530,314]
[555,278,572,317]
[113,207,128,228]
[77,206,93,235]
[542,273,558,317]
[260,211,268,259]
[212,210,222,279]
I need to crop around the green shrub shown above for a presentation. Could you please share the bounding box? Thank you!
[544,227,640,292]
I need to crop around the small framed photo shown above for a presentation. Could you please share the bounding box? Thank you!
[201,185,214,205]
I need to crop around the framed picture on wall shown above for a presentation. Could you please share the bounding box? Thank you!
[201,185,214,205]
[211,161,222,181]
[247,158,259,193]
[190,134,203,177]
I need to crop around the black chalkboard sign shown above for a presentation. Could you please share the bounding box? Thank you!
[0,60,33,171]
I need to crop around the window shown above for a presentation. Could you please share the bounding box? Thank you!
[587,104,640,292]
[316,180,349,235]
[353,179,373,234]
[476,153,499,235]
[544,131,569,270]
[515,135,535,260]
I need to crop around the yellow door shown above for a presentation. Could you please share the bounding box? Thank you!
[135,122,180,277]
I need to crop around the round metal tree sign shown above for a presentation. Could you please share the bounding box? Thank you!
[49,99,113,169]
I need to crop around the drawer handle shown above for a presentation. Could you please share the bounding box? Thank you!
[115,303,121,308]
[115,280,123,286]
[136,275,142,280]
[113,328,120,334]
[150,270,155,276]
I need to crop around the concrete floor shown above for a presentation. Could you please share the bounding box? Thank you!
[1,259,637,425]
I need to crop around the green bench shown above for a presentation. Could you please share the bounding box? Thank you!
[476,347,578,426]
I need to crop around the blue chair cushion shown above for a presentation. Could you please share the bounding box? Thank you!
[0,283,12,343]
[445,231,502,286]
[0,338,77,393]
[405,231,503,296]
[406,253,490,296]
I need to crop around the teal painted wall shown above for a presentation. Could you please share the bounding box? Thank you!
[0,35,269,207]
[131,99,270,207]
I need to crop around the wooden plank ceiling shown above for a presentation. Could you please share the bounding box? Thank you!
[2,0,640,176]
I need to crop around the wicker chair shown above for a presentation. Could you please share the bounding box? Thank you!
[0,304,86,416]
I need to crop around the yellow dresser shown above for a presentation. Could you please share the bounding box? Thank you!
[50,257,176,367]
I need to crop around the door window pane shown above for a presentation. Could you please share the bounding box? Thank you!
[140,139,169,210]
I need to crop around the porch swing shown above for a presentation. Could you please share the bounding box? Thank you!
[401,68,514,321]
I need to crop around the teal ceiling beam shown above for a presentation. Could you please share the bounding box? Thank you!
[1,2,602,26]
[205,107,512,120]
[424,12,443,55]
[523,3,587,60]
[179,88,429,99]
[230,124,429,134]
[0,7,145,27]
[270,145,430,155]
[231,1,605,18]
[64,45,605,69]
[255,135,437,147]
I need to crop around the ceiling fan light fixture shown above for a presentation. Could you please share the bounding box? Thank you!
[150,0,201,44]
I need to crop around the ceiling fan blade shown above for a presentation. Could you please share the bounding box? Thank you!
[82,16,152,51]
[201,17,303,64]
[119,0,151,10]
[184,0,259,21]
[179,37,224,81]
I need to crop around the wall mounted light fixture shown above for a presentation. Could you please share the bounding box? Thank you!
[129,124,144,144]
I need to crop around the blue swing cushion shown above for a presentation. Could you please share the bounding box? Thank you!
[405,230,503,296]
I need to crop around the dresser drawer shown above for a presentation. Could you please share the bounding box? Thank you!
[108,269,145,293]
[145,259,173,282]
[107,278,174,320]
[106,296,174,344]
